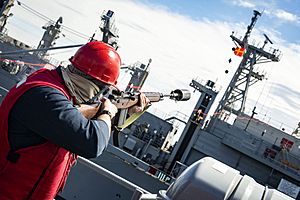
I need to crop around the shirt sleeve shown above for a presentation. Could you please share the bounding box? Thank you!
[9,86,110,158]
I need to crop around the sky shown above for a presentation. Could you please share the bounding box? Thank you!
[4,0,300,134]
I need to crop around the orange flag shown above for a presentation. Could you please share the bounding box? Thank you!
[234,47,245,57]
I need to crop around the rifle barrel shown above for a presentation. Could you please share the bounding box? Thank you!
[144,89,190,102]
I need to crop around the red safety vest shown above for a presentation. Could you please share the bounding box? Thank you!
[0,68,76,200]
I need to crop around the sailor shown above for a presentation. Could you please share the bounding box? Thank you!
[0,41,149,200]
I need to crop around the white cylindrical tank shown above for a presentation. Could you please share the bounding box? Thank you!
[158,157,242,200]
[157,157,295,200]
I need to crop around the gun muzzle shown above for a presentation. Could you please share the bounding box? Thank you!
[170,89,191,101]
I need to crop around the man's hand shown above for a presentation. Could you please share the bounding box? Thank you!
[77,98,117,120]
[127,93,150,116]
[97,98,118,134]
[77,104,100,119]
[99,98,118,119]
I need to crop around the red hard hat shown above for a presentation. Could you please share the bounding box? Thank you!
[69,41,121,86]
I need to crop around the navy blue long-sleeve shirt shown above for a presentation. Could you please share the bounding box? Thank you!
[8,86,110,158]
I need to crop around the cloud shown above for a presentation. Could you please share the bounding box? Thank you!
[273,9,300,23]
[270,83,300,110]
[263,8,300,25]
[231,0,256,8]
[229,1,300,25]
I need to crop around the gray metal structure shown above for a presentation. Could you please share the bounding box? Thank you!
[123,59,151,92]
[167,79,219,171]
[99,10,119,49]
[35,16,63,58]
[215,10,281,116]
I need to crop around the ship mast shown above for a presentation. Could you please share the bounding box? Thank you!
[35,17,63,58]
[0,0,14,33]
[215,10,281,118]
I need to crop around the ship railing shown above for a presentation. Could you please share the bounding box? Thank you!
[242,107,295,134]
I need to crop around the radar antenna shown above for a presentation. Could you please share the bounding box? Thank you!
[263,33,273,44]
[261,33,273,49]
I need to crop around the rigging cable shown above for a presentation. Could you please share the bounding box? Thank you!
[254,71,268,107]
[16,1,52,22]
[258,62,276,113]
[259,63,276,124]
[48,49,76,56]
[16,1,90,40]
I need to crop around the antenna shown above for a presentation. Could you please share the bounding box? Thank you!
[263,33,273,44]
[241,10,261,47]
[261,33,274,50]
